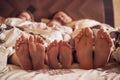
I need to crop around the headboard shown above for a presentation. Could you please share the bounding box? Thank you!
[0,0,114,26]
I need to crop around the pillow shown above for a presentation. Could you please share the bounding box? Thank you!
[70,19,101,39]
[111,47,120,63]
[66,19,100,28]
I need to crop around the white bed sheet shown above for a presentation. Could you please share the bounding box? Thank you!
[0,63,120,80]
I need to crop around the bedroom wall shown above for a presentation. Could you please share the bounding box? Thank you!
[0,0,118,26]
[0,0,105,23]
[113,0,120,27]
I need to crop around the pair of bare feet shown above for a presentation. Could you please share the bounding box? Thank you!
[15,35,47,70]
[75,27,113,69]
[47,40,73,69]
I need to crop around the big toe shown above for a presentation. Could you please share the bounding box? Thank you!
[85,27,93,37]
[103,31,113,47]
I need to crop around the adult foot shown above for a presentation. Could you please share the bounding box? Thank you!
[47,40,60,69]
[74,27,94,69]
[59,40,72,69]
[15,35,32,70]
[28,35,46,70]
[94,29,113,68]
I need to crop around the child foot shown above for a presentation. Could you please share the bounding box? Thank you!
[75,27,94,69]
[94,29,113,68]
[15,35,32,70]
[59,40,72,69]
[28,35,46,70]
[47,40,60,69]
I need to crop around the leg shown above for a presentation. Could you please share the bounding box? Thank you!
[74,27,94,69]
[59,40,73,69]
[15,35,32,70]
[47,40,60,69]
[94,29,113,68]
[8,53,20,66]
[28,35,47,70]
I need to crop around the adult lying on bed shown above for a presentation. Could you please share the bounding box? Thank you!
[44,11,114,69]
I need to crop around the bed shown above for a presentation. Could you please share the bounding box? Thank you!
[0,0,120,80]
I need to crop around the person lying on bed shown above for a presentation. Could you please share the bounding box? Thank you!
[13,26,113,70]
[46,11,78,41]
[48,11,78,31]
[52,11,72,25]
[46,11,114,69]
[3,10,34,27]
[17,11,34,22]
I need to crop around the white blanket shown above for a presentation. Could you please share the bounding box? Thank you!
[0,63,120,80]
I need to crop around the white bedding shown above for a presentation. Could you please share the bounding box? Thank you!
[0,63,120,80]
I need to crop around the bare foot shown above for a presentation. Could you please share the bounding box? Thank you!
[47,40,60,69]
[15,35,32,70]
[28,35,46,70]
[75,27,94,69]
[59,40,72,69]
[94,29,113,68]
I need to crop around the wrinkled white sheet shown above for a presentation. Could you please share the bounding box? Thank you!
[0,63,120,80]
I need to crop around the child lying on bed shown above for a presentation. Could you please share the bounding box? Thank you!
[17,11,34,22]
[4,11,35,27]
